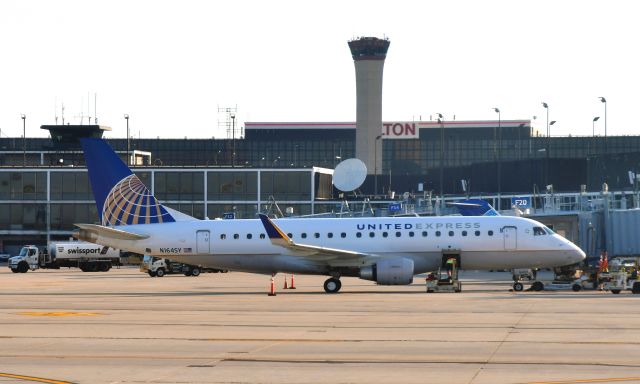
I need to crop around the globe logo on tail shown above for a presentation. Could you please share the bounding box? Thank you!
[102,174,175,226]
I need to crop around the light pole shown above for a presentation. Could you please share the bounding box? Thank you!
[437,113,444,203]
[546,120,556,188]
[592,116,600,137]
[542,103,549,187]
[599,97,607,152]
[21,114,26,166]
[231,113,236,168]
[493,108,501,210]
[124,114,130,165]
[374,134,382,196]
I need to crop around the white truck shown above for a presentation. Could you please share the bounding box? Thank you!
[140,256,227,277]
[9,242,121,273]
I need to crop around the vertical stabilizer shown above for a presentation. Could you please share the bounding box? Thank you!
[452,199,500,216]
[80,138,176,226]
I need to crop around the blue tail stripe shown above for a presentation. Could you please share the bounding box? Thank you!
[139,197,148,223]
[149,205,158,222]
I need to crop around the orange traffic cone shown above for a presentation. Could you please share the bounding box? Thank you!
[283,274,289,289]
[289,274,296,289]
[268,274,276,296]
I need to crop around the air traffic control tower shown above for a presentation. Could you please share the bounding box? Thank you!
[348,36,390,177]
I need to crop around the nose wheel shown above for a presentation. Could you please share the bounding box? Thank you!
[323,278,342,293]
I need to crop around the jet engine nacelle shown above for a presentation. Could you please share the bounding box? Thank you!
[359,258,414,285]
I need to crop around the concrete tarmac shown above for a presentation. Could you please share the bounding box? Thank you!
[1,266,640,384]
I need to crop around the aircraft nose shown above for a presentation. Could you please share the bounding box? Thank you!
[570,244,586,263]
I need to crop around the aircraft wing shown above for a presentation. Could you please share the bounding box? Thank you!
[258,214,377,265]
[73,223,149,241]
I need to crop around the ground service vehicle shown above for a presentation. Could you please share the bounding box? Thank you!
[9,242,121,273]
[426,254,462,293]
[140,256,226,277]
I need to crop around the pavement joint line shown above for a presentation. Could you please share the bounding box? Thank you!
[6,321,640,330]
[1,336,640,345]
[0,373,74,384]
[469,302,533,384]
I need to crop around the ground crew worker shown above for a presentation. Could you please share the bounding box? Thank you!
[446,257,457,280]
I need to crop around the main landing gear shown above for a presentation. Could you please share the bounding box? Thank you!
[323,277,342,293]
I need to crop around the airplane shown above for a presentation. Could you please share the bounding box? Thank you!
[73,138,585,293]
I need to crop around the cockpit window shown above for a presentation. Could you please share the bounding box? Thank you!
[533,227,546,236]
[544,226,554,235]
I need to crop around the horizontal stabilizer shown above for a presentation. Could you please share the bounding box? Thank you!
[73,223,149,242]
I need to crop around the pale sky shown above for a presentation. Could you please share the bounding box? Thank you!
[1,0,638,139]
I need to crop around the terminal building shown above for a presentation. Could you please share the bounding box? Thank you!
[1,120,640,256]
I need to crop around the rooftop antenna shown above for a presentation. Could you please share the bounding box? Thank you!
[94,93,98,124]
[54,97,58,125]
[61,103,65,125]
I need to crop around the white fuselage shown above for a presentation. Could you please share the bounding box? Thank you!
[82,215,585,276]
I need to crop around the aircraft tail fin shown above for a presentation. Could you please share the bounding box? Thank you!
[80,138,178,226]
[450,199,500,216]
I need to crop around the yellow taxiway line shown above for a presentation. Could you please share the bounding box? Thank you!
[528,377,640,384]
[16,312,102,317]
[0,373,73,384]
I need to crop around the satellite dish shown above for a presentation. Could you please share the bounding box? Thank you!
[333,158,367,192]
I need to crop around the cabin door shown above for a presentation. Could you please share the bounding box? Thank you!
[502,226,517,251]
[196,230,210,254]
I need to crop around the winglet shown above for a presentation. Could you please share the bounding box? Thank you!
[258,214,292,246]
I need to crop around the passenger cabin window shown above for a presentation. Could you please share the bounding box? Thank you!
[287,233,292,238]
[448,231,454,237]
[233,234,239,239]
[246,234,252,239]
[488,230,494,236]
[327,233,333,238]
[436,231,441,237]
[356,232,362,238]
[220,234,226,240]
[533,227,546,236]
[301,233,307,239]
[314,233,320,238]
[341,232,346,238]
[422,231,428,237]
[409,231,415,237]
[369,232,375,238]
[383,232,388,238]
[475,230,480,236]
[462,231,467,236]
[395,231,401,237]
[260,233,266,239]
